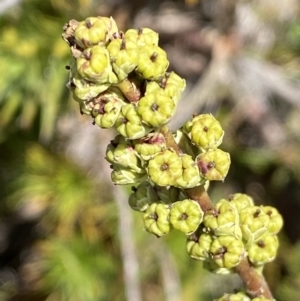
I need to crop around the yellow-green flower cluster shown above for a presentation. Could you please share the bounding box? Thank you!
[63,16,185,139]
[63,18,284,298]
[187,193,283,274]
[213,292,276,301]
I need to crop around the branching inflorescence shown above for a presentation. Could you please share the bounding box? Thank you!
[62,16,283,301]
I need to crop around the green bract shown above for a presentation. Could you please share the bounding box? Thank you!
[169,199,203,234]
[128,181,158,212]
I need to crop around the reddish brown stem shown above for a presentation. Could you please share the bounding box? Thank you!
[117,77,142,103]
[186,185,213,212]
[235,258,273,299]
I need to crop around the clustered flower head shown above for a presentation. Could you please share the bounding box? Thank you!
[62,16,283,301]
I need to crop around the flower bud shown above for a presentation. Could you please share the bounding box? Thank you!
[247,233,279,266]
[157,72,186,104]
[107,38,139,81]
[92,87,125,128]
[134,133,166,161]
[203,199,242,239]
[125,28,159,47]
[261,206,284,235]
[115,104,151,139]
[128,181,158,211]
[147,149,183,186]
[67,60,110,101]
[143,203,171,237]
[74,16,118,48]
[137,91,176,127]
[170,199,204,234]
[227,193,254,212]
[196,149,231,181]
[176,154,204,189]
[137,45,169,80]
[183,114,224,151]
[111,164,147,185]
[186,232,213,261]
[252,296,276,301]
[213,292,251,301]
[106,135,143,173]
[239,206,270,245]
[77,45,118,84]
[210,235,245,269]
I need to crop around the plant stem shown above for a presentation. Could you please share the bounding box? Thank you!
[117,77,142,103]
[160,124,274,300]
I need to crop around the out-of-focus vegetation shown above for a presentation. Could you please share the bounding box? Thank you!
[1,0,300,300]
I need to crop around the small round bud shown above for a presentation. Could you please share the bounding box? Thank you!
[106,135,143,173]
[92,87,125,128]
[77,45,118,84]
[252,296,276,301]
[68,60,110,101]
[158,72,186,104]
[137,92,176,127]
[74,16,118,48]
[196,149,231,181]
[176,154,204,189]
[213,292,251,301]
[147,149,183,186]
[111,164,147,185]
[137,45,169,80]
[170,199,204,234]
[125,28,159,47]
[203,199,242,239]
[261,206,284,235]
[134,133,166,161]
[239,206,270,245]
[210,235,245,269]
[115,104,151,139]
[184,114,224,151]
[228,193,254,212]
[107,38,139,81]
[247,233,279,266]
[187,232,213,261]
[143,203,171,237]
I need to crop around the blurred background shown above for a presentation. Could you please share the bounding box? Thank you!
[1,0,300,300]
